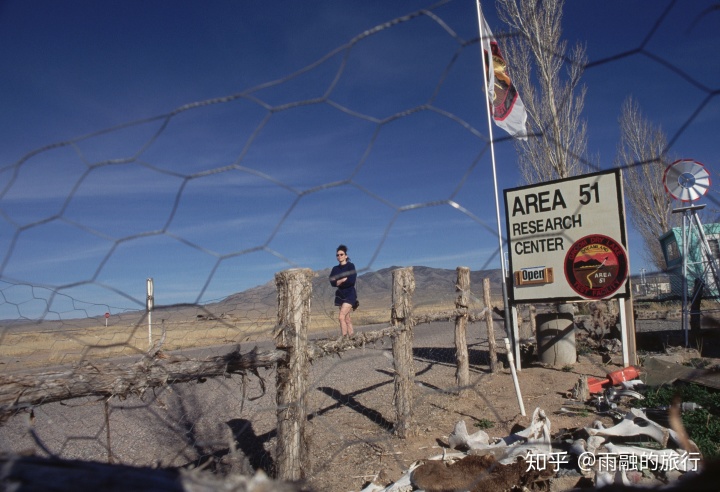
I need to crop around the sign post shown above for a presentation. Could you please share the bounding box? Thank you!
[504,169,630,303]
[504,169,634,365]
[104,312,110,327]
[146,278,154,349]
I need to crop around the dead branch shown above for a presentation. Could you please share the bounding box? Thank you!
[412,308,488,325]
[0,347,285,421]
[0,322,404,421]
[308,324,402,359]
[1,309,472,421]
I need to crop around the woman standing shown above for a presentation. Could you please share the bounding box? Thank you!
[329,244,357,337]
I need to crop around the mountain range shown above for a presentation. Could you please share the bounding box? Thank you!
[215,266,505,316]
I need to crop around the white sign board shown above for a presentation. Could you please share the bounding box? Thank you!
[504,169,630,302]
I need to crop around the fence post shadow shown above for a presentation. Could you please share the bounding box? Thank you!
[226,418,276,475]
[315,386,394,432]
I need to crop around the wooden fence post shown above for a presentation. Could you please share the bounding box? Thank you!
[529,304,537,342]
[391,267,415,438]
[274,268,313,481]
[483,278,498,373]
[454,267,470,395]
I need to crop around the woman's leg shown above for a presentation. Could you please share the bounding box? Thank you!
[338,302,354,336]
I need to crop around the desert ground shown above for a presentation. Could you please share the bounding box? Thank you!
[2,307,716,491]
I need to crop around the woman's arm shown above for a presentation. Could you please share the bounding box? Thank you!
[329,267,339,286]
[342,263,357,287]
[329,264,355,287]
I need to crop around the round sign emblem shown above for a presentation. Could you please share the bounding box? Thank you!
[105,312,110,319]
[564,234,628,299]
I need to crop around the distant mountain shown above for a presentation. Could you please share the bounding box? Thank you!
[215,266,503,315]
[573,259,603,269]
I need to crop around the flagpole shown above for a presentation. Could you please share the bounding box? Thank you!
[475,1,513,348]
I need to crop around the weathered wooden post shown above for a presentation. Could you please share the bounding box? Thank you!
[391,267,415,438]
[146,277,154,350]
[274,268,313,481]
[483,278,498,373]
[454,267,470,395]
[529,304,537,350]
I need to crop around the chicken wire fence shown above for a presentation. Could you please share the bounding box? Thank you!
[1,0,719,489]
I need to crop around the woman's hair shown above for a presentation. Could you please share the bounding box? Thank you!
[337,244,348,254]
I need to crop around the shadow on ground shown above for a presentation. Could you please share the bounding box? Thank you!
[635,327,720,358]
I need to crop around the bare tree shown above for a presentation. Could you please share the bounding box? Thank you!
[496,0,592,183]
[615,97,680,271]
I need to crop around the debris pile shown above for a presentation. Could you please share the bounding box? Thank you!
[359,362,711,492]
[359,408,556,492]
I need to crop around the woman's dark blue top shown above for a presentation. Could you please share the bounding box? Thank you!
[329,261,357,306]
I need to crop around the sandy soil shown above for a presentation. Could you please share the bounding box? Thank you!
[0,317,714,491]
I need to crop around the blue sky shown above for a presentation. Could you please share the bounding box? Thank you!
[1,0,719,320]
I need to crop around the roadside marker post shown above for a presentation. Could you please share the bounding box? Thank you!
[146,278,154,349]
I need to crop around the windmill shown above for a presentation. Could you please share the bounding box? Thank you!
[663,159,718,345]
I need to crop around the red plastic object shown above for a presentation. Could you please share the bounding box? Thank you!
[608,366,639,386]
[586,366,640,394]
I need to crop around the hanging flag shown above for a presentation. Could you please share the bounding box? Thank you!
[479,10,528,140]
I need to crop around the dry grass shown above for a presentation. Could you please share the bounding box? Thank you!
[0,304,406,370]
[0,301,460,371]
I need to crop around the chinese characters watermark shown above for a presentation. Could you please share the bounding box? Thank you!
[525,451,701,473]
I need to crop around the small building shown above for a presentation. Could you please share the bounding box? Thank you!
[632,273,671,298]
[659,223,720,297]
